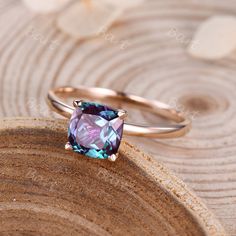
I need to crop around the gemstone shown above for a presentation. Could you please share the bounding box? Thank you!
[68,101,124,159]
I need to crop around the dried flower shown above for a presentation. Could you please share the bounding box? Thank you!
[188,15,236,60]
[22,0,145,39]
[22,0,71,13]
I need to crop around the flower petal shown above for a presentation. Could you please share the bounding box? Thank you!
[101,0,145,9]
[188,15,236,60]
[22,0,71,13]
[57,1,122,39]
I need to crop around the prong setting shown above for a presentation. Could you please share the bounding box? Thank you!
[73,100,83,108]
[108,153,119,162]
[65,142,73,150]
[117,109,127,119]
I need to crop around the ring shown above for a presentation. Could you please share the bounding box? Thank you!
[47,86,191,161]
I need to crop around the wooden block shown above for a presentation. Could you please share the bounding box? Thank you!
[0,118,226,235]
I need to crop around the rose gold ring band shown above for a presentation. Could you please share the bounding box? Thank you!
[47,86,191,138]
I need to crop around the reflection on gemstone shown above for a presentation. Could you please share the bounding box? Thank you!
[68,102,124,159]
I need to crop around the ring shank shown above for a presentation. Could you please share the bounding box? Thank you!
[47,86,191,138]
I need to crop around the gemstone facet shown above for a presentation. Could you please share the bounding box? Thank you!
[68,101,124,159]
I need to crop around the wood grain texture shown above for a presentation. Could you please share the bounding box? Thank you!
[0,118,226,236]
[0,0,236,235]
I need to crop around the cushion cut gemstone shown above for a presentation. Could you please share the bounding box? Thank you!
[68,102,124,159]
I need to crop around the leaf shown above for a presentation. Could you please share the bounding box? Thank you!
[57,1,122,39]
[188,15,236,60]
[22,0,71,13]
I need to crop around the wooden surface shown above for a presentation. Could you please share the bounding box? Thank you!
[0,118,226,236]
[0,0,236,235]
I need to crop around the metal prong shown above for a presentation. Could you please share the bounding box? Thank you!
[117,109,127,119]
[108,153,118,162]
[73,100,83,108]
[65,142,73,150]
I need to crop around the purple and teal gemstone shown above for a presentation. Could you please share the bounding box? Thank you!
[68,102,124,159]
